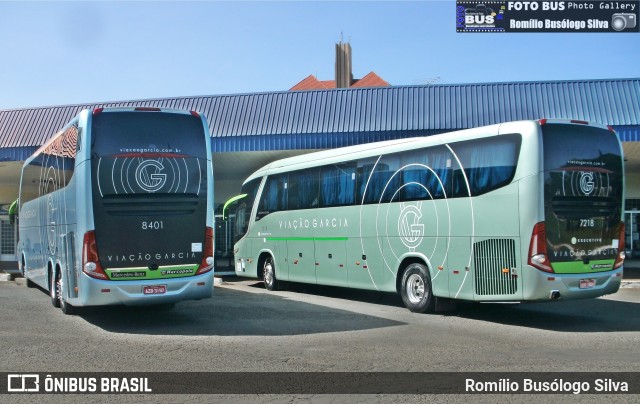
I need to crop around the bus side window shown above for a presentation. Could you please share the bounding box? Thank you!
[357,155,401,204]
[256,174,288,220]
[289,168,319,210]
[449,134,521,197]
[320,163,356,207]
[76,127,82,152]
[400,146,452,201]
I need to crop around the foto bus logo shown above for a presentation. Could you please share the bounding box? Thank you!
[457,3,500,29]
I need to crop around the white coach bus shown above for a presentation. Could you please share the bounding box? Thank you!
[18,107,214,314]
[229,119,625,313]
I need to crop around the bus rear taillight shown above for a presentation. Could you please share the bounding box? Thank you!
[196,226,214,275]
[528,222,554,273]
[82,231,109,280]
[614,221,626,270]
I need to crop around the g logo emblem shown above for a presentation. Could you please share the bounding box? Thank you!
[398,202,424,251]
[579,172,595,196]
[135,159,167,192]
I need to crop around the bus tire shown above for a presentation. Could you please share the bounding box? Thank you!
[56,270,75,315]
[22,256,36,288]
[400,263,435,313]
[263,256,279,291]
[50,268,60,308]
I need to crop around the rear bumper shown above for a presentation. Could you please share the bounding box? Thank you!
[72,271,213,306]
[523,265,622,301]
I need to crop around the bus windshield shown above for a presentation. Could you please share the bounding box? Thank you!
[542,123,624,272]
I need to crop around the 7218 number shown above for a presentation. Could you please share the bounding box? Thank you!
[580,219,595,228]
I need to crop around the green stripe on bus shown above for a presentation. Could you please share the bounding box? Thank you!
[265,237,349,241]
[550,259,615,274]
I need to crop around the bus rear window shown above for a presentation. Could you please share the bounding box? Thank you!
[91,111,207,158]
[542,124,622,175]
[542,123,624,268]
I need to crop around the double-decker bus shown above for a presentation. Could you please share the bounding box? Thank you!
[18,107,214,314]
[230,119,625,313]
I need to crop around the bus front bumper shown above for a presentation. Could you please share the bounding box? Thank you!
[74,271,214,306]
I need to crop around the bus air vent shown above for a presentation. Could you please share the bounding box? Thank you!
[473,239,518,296]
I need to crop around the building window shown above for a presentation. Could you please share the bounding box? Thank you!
[0,218,15,255]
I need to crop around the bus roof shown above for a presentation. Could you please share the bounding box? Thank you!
[242,119,617,185]
[243,121,514,183]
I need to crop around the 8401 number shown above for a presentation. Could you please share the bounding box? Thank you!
[142,221,164,230]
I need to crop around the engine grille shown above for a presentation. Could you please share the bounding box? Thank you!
[473,239,518,296]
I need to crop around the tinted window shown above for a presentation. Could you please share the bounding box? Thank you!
[257,174,288,220]
[543,125,622,175]
[91,112,208,197]
[91,111,206,159]
[235,178,261,241]
[289,168,319,210]
[400,146,452,201]
[320,163,356,207]
[357,146,454,205]
[357,158,378,204]
[20,122,79,204]
[542,124,624,265]
[449,134,521,197]
[358,156,402,204]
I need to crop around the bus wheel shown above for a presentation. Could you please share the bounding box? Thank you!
[22,257,35,288]
[400,263,435,313]
[263,256,279,291]
[56,271,75,315]
[50,269,60,308]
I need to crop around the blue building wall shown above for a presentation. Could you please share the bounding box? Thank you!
[0,78,638,158]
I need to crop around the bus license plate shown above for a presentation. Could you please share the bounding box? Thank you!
[579,279,596,289]
[143,285,166,295]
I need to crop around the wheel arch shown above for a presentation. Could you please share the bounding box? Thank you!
[256,249,275,280]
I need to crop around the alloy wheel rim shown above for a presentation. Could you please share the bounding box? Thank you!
[406,273,425,304]
[264,261,274,285]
